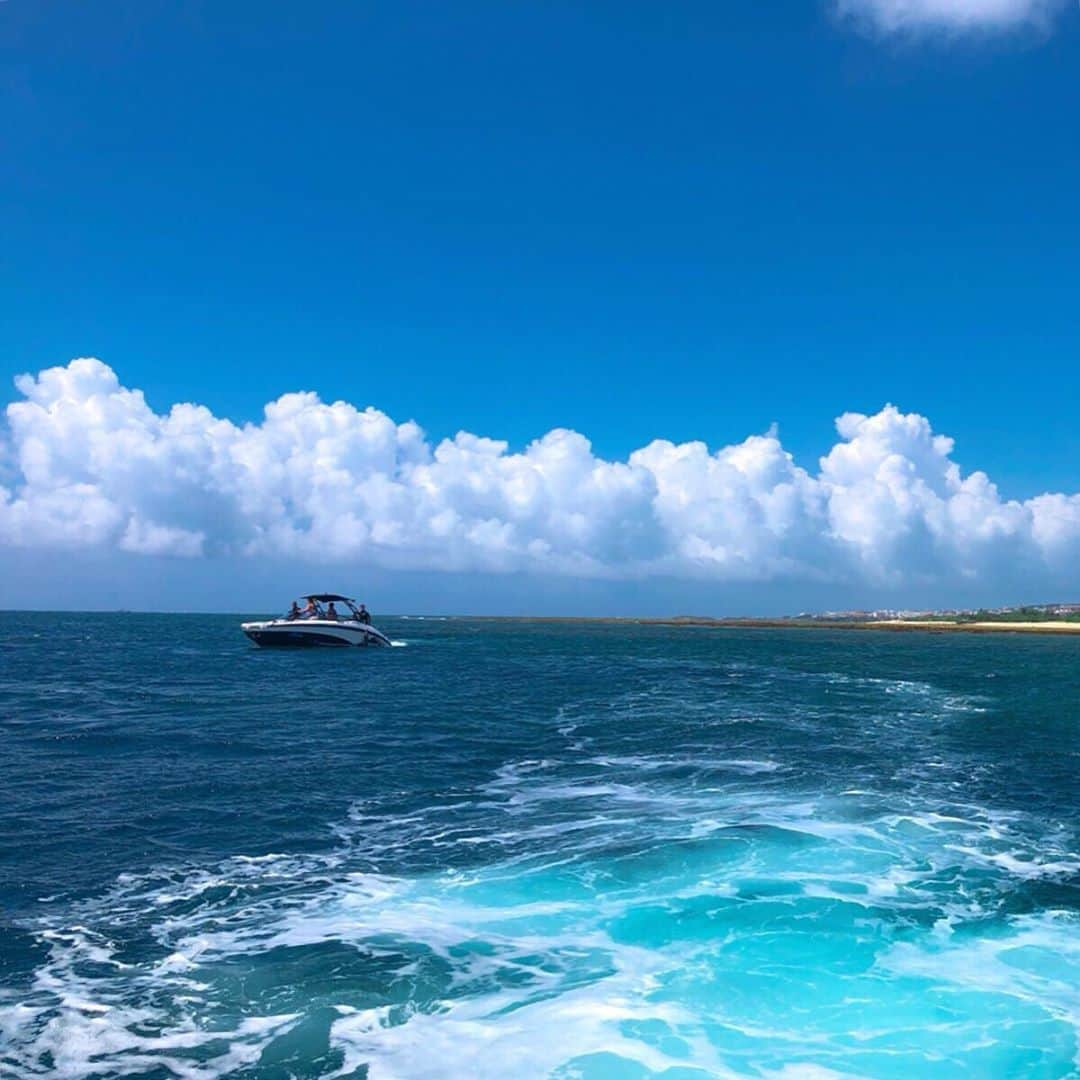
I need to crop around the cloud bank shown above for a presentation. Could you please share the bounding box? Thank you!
[835,0,1064,32]
[2,358,1079,589]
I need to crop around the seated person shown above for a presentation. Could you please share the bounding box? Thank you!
[326,601,339,620]
[285,601,301,621]
[356,603,371,625]
[302,598,318,619]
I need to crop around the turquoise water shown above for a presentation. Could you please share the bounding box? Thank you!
[1,614,1078,1078]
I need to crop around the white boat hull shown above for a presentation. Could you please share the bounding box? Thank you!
[241,619,392,648]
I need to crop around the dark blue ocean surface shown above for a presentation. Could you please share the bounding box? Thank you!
[1,613,1078,1078]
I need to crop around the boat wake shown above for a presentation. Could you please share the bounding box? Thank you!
[3,744,1077,1079]
[2,622,1077,1078]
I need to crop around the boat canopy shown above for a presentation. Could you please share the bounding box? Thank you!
[302,593,354,603]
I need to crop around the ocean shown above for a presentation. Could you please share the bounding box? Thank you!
[1,613,1077,1078]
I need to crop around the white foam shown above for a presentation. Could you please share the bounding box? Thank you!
[878,910,1080,1035]
[327,949,739,1080]
[4,737,1077,1078]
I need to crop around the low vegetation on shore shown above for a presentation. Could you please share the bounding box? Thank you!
[474,605,1080,634]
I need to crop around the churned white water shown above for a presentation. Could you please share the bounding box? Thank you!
[1,615,1077,1077]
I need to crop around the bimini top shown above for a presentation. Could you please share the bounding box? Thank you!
[302,593,354,603]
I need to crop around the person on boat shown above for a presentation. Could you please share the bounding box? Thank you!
[356,603,371,625]
[285,601,301,621]
[326,601,339,620]
[302,598,318,619]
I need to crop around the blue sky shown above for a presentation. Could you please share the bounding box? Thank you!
[2,0,1079,613]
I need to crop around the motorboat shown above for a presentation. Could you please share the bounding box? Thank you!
[242,594,392,648]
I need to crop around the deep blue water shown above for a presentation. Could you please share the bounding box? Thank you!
[1,613,1078,1078]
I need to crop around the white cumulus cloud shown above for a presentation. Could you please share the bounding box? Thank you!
[835,0,1064,32]
[2,357,1079,588]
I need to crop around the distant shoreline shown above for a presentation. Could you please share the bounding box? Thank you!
[3,611,1080,634]
[463,616,1080,635]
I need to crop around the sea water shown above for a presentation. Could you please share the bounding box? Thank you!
[0,613,1077,1078]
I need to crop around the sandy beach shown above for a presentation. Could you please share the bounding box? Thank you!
[867,619,1080,634]
[480,616,1080,635]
